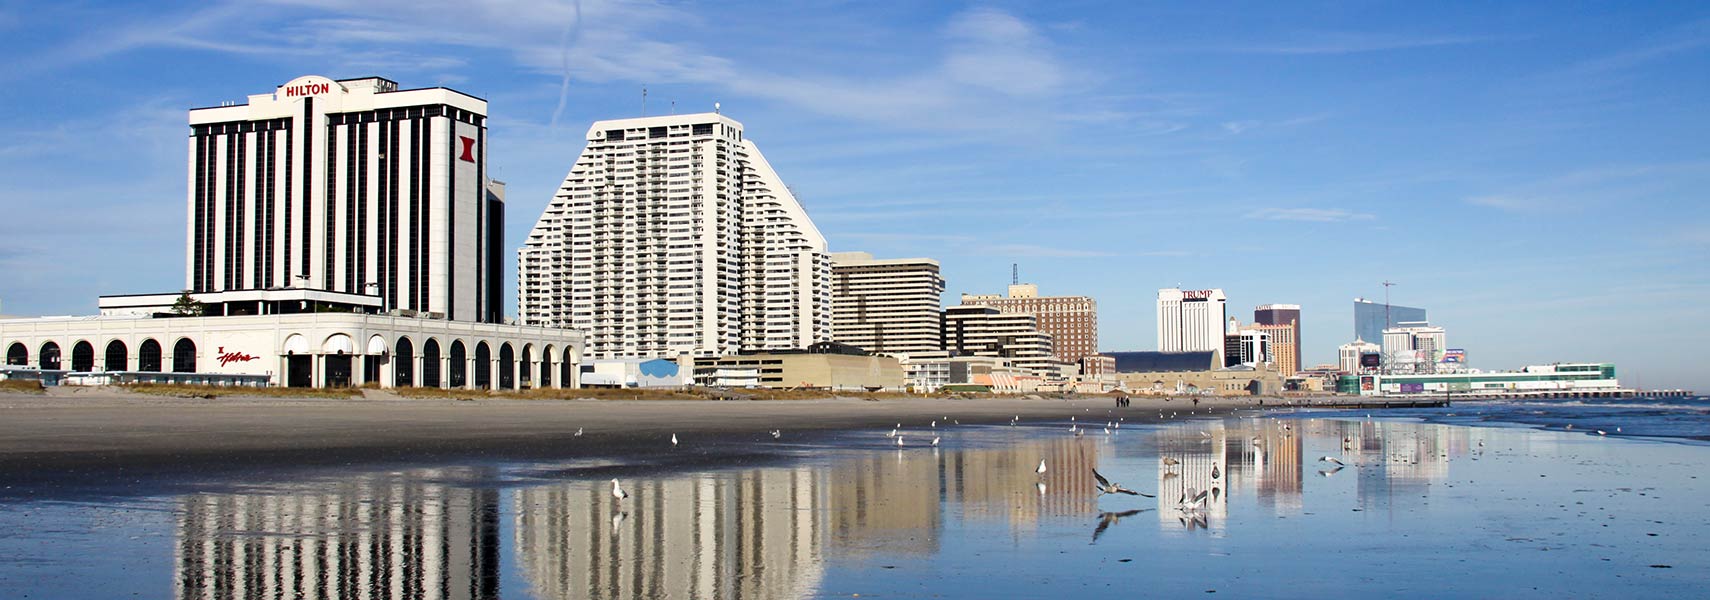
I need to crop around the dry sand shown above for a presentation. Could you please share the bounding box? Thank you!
[0,387,1376,482]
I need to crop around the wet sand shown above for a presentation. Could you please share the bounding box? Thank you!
[0,388,1380,482]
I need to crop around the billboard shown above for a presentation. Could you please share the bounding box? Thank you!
[1440,349,1467,364]
[1359,353,1381,368]
[1360,376,1374,391]
[1400,382,1425,394]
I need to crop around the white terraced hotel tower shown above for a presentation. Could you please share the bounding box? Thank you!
[519,113,830,359]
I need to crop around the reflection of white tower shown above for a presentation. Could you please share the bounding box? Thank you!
[1157,424,1229,526]
[513,467,825,600]
[174,467,500,600]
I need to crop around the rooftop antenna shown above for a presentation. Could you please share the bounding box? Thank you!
[714,101,721,115]
[1012,263,1019,286]
[641,86,647,116]
[670,100,675,115]
[1382,280,1396,329]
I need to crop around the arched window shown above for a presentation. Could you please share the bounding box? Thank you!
[448,341,467,388]
[520,345,534,388]
[539,345,554,388]
[498,343,515,390]
[71,341,94,372]
[38,342,61,370]
[561,348,575,387]
[394,337,415,387]
[104,340,128,372]
[474,342,492,388]
[422,339,442,388]
[138,339,162,372]
[5,343,25,366]
[172,338,197,373]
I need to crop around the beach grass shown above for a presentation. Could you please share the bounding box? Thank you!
[0,380,45,394]
[121,383,360,399]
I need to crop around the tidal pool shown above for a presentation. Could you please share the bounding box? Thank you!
[1,416,1705,598]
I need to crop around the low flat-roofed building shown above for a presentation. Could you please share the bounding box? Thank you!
[690,345,903,391]
[1102,350,1281,396]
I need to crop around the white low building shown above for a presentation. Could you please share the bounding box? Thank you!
[2,295,582,389]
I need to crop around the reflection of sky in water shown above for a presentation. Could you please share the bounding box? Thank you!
[1,418,1707,598]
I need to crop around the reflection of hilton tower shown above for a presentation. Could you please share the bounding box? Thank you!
[1157,425,1230,523]
[514,468,825,600]
[174,467,500,599]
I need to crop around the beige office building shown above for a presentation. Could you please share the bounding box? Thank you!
[1251,322,1298,376]
[961,284,1097,363]
[829,252,944,357]
[943,304,1055,377]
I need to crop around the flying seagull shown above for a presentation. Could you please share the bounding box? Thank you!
[611,479,629,501]
[1178,487,1209,511]
[1092,509,1152,543]
[1319,456,1345,466]
[887,428,898,438]
[1093,469,1154,497]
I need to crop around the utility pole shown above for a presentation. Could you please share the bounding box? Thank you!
[1381,280,1396,375]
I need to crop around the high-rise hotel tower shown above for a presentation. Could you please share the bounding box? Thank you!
[519,113,830,359]
[186,75,504,322]
[1156,288,1227,353]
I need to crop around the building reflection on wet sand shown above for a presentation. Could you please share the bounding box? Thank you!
[168,420,1465,598]
[1149,417,1460,528]
[174,467,500,600]
[511,437,1100,599]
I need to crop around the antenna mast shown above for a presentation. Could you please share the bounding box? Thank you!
[1011,263,1019,286]
[641,86,647,116]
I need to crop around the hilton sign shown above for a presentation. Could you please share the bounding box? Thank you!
[283,82,333,98]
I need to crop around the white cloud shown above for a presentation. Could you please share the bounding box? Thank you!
[1245,207,1375,222]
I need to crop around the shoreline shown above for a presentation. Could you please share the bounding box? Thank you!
[0,389,1423,483]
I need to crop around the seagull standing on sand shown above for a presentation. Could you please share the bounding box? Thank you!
[611,479,629,501]
[671,433,679,447]
[932,436,941,446]
[1162,457,1180,467]
[1037,459,1048,475]
[1093,469,1154,497]
[896,436,905,447]
[771,429,782,439]
[575,427,584,437]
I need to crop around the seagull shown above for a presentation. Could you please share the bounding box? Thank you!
[932,436,941,446]
[771,429,782,439]
[896,436,905,447]
[1178,487,1209,512]
[611,479,629,501]
[1565,424,1574,430]
[887,428,898,438]
[611,511,628,532]
[1162,457,1180,467]
[671,433,679,447]
[1093,469,1154,497]
[575,427,584,437]
[1319,456,1345,466]
[1211,463,1221,480]
[1092,509,1151,543]
[1037,459,1048,475]
[931,420,937,428]
[1074,427,1085,437]
[1596,430,1607,436]
[1318,466,1345,478]
[1037,481,1047,495]
[1200,431,1211,438]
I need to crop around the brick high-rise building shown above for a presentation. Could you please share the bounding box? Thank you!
[960,284,1097,363]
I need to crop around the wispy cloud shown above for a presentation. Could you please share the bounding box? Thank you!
[1195,32,1508,55]
[1245,208,1375,222]
[980,244,1117,258]
[1465,161,1710,213]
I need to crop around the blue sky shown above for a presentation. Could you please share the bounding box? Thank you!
[1,1,1706,388]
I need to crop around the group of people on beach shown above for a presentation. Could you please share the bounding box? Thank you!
[1115,395,1131,407]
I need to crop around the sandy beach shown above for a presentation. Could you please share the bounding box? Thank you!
[0,387,1383,480]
